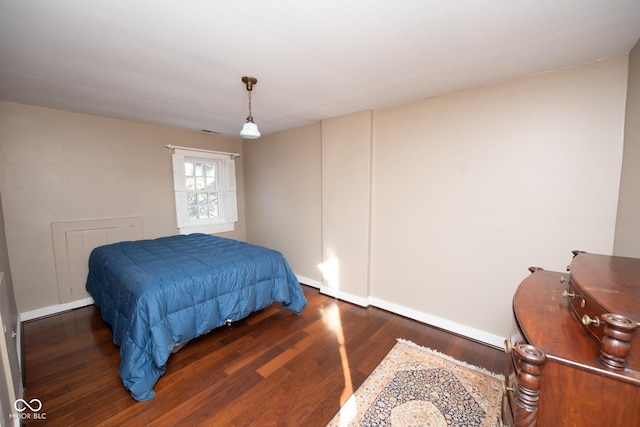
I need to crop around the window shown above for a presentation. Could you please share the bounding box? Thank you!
[171,148,238,234]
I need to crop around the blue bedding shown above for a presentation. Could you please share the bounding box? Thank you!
[85,233,307,401]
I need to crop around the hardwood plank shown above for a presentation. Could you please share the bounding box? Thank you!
[22,285,506,426]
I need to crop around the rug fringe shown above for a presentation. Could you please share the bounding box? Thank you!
[397,338,505,381]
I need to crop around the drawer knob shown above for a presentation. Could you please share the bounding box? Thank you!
[562,289,575,299]
[582,314,600,328]
[560,276,570,284]
[502,381,515,394]
[504,338,514,353]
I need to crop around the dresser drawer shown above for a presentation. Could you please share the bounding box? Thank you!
[565,278,606,343]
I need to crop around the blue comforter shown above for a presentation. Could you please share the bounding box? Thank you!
[86,233,307,401]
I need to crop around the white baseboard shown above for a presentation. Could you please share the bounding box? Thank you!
[295,275,322,289]
[19,297,94,322]
[319,286,370,307]
[296,275,371,307]
[20,278,504,349]
[368,297,505,349]
[296,275,503,349]
[20,276,323,322]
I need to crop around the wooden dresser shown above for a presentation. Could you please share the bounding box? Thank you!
[502,251,640,426]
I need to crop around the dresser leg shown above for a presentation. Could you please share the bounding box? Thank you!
[599,313,638,370]
[514,344,546,427]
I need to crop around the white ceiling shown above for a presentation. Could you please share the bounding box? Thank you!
[1,1,639,138]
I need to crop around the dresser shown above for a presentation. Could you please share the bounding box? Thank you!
[502,252,640,426]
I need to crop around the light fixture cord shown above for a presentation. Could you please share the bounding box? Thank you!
[246,89,253,122]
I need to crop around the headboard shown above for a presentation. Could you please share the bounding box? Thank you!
[51,217,144,304]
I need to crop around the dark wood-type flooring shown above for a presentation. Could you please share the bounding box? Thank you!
[22,285,506,426]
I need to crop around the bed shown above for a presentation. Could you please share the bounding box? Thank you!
[85,233,307,401]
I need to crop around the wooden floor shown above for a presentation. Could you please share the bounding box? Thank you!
[22,285,506,426]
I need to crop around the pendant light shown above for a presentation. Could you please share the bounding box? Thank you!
[240,76,261,139]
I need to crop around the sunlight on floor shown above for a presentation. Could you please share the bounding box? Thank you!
[321,303,357,426]
[318,257,359,425]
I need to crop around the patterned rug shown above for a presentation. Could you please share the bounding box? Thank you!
[327,339,504,427]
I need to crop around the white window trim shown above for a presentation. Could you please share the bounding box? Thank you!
[169,147,238,235]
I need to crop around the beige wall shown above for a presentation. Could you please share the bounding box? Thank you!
[321,111,373,300]
[614,40,640,257]
[243,123,322,282]
[245,56,629,345]
[371,57,627,339]
[0,102,245,313]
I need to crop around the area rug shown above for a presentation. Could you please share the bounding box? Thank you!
[327,339,504,427]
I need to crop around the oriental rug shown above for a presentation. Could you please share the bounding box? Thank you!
[327,339,504,427]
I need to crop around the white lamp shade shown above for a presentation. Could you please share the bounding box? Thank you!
[240,122,261,139]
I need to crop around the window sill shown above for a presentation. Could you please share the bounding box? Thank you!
[178,222,235,235]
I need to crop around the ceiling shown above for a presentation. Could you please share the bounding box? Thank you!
[1,1,639,138]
